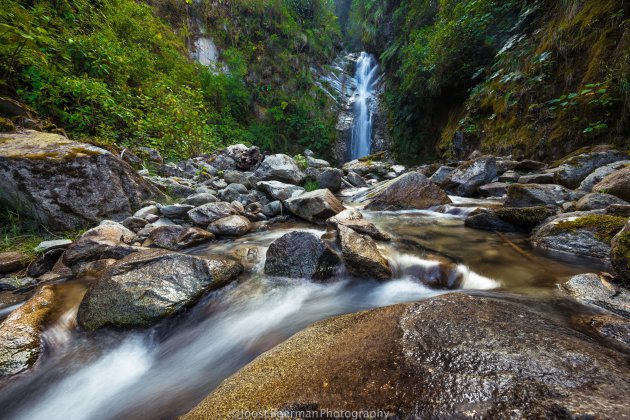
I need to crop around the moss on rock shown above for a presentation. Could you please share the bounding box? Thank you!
[553,215,627,242]
[495,206,556,231]
[611,222,630,286]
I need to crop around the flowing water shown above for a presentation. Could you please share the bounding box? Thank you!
[0,197,607,419]
[349,52,379,160]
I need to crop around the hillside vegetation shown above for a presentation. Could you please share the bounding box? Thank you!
[0,0,340,159]
[348,0,630,161]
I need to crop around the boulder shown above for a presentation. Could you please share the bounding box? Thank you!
[342,159,389,178]
[554,149,627,189]
[442,155,497,196]
[131,146,163,164]
[188,202,240,227]
[208,215,252,237]
[576,193,628,211]
[562,273,630,318]
[184,294,630,419]
[531,213,627,259]
[264,232,341,280]
[122,216,148,232]
[337,225,392,280]
[284,189,344,224]
[77,250,243,330]
[364,172,452,211]
[147,226,214,251]
[27,248,64,278]
[223,170,252,189]
[428,165,454,184]
[611,221,630,286]
[182,193,218,207]
[504,183,572,208]
[256,181,305,202]
[261,201,283,218]
[498,170,520,183]
[593,166,630,202]
[346,171,367,187]
[223,144,262,171]
[578,160,630,192]
[254,154,305,185]
[62,222,136,267]
[158,204,195,220]
[328,209,391,241]
[219,183,248,203]
[307,156,330,169]
[0,252,28,274]
[478,182,507,197]
[33,239,72,253]
[513,159,546,171]
[517,173,555,184]
[0,131,159,230]
[0,286,57,377]
[494,206,557,231]
[133,205,159,219]
[464,209,522,232]
[316,168,343,192]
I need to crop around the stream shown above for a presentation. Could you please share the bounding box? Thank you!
[0,196,605,419]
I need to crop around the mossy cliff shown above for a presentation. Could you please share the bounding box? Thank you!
[346,0,630,162]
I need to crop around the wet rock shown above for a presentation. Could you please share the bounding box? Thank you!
[498,170,520,183]
[562,273,630,318]
[182,192,218,207]
[576,193,628,211]
[188,202,241,227]
[337,225,392,280]
[0,286,57,377]
[77,250,243,330]
[346,171,367,187]
[33,239,72,253]
[0,252,28,274]
[465,209,522,232]
[256,181,304,202]
[284,189,344,224]
[428,165,454,184]
[122,216,148,232]
[518,173,555,184]
[221,171,249,189]
[578,160,630,192]
[62,222,136,268]
[159,204,195,220]
[264,232,341,280]
[574,313,630,348]
[27,248,64,278]
[496,159,519,173]
[494,206,557,231]
[365,172,452,211]
[504,183,572,208]
[72,258,118,278]
[316,168,343,192]
[593,166,630,202]
[254,154,305,185]
[0,276,38,291]
[478,182,507,197]
[328,209,391,241]
[554,149,627,189]
[513,159,546,172]
[185,294,630,419]
[219,183,248,203]
[0,131,159,230]
[532,213,627,259]
[147,226,214,251]
[208,215,252,237]
[611,221,630,286]
[442,155,497,196]
[261,201,283,218]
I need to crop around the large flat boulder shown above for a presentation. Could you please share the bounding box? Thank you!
[553,149,627,189]
[504,183,572,208]
[146,226,214,251]
[594,166,630,202]
[77,250,243,330]
[442,155,497,196]
[185,294,630,419]
[254,154,305,185]
[264,232,341,280]
[0,131,158,230]
[364,172,451,210]
[284,189,344,224]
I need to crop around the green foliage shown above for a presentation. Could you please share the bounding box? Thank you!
[0,0,341,159]
[293,153,309,170]
[303,178,320,191]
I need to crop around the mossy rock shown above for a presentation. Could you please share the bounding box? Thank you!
[553,215,627,242]
[495,206,556,231]
[0,117,15,133]
[611,222,630,286]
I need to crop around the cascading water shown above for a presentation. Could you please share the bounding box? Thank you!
[349,52,379,160]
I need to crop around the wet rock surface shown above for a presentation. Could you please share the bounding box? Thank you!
[185,294,630,419]
[337,225,392,280]
[77,249,243,330]
[364,172,452,210]
[284,189,344,224]
[264,232,340,280]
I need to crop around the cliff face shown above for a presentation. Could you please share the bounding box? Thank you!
[348,0,630,162]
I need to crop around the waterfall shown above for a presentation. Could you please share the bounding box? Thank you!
[349,52,379,160]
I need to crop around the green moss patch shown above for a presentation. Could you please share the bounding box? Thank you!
[554,215,627,242]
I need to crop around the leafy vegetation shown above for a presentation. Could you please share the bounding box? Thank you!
[0,0,341,160]
[347,0,630,162]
